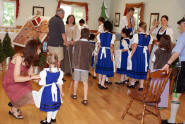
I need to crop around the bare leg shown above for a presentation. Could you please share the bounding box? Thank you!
[73,80,79,95]
[130,78,136,85]
[98,74,102,85]
[83,82,88,100]
[101,75,106,87]
[139,80,144,88]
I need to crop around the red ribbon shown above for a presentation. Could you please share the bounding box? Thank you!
[16,0,19,18]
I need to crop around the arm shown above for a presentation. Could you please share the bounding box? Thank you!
[13,56,40,82]
[131,43,137,58]
[62,33,68,47]
[131,16,135,28]
[110,44,114,61]
[149,21,160,34]
[148,44,152,53]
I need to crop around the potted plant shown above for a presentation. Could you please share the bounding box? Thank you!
[34,52,46,74]
[0,39,6,71]
[3,33,15,66]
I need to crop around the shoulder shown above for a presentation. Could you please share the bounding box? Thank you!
[178,32,185,41]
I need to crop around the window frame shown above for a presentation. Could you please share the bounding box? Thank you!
[1,0,16,28]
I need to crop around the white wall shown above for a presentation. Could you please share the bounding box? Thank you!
[110,0,185,40]
[16,0,112,30]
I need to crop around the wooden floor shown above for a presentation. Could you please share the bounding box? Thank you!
[0,70,185,124]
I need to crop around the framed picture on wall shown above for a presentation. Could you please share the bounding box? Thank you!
[114,13,120,27]
[149,13,160,30]
[32,6,45,16]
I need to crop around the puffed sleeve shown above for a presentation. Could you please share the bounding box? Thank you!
[149,35,153,44]
[122,39,129,50]
[166,27,174,42]
[57,70,64,85]
[39,69,47,86]
[151,27,160,35]
[132,34,139,44]
[97,34,101,43]
[111,34,116,44]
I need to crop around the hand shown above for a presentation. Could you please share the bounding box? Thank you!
[31,75,40,80]
[154,21,160,27]
[70,41,74,45]
[162,64,170,73]
[61,92,64,97]
[64,42,69,47]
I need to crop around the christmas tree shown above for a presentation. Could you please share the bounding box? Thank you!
[3,33,15,58]
[100,1,109,20]
[35,52,46,67]
[0,39,6,63]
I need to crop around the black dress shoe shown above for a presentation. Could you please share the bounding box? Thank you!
[40,120,51,124]
[8,102,13,107]
[99,85,108,90]
[105,81,112,85]
[93,76,97,79]
[161,120,179,124]
[127,85,136,89]
[138,88,143,91]
[45,118,56,123]
[62,78,66,82]
[98,84,101,87]
[123,80,129,83]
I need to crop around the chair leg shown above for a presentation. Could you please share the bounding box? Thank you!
[121,98,134,119]
[155,104,161,124]
[140,103,146,124]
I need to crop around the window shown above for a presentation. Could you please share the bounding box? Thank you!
[0,1,16,27]
[60,4,86,25]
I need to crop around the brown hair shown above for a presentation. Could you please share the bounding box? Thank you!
[128,8,135,12]
[159,35,172,52]
[47,53,58,68]
[81,28,90,39]
[139,22,147,32]
[66,15,76,25]
[161,15,169,21]
[98,17,105,23]
[23,39,41,68]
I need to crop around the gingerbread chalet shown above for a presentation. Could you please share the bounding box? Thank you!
[13,16,50,48]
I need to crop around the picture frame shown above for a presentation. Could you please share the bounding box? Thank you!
[149,13,160,30]
[114,13,120,27]
[32,6,45,16]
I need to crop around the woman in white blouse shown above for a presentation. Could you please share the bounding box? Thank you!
[149,15,174,70]
[62,15,80,74]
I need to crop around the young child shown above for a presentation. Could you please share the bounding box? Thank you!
[115,28,131,85]
[97,17,105,34]
[127,22,153,91]
[32,54,64,124]
[89,34,98,79]
[71,28,94,105]
[152,35,172,108]
[95,21,115,89]
[79,19,88,30]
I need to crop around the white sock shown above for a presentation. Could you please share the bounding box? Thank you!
[168,101,180,123]
[105,77,108,82]
[93,71,96,77]
[51,110,58,120]
[130,79,136,85]
[47,112,53,123]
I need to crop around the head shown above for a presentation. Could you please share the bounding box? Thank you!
[66,15,76,25]
[79,19,85,26]
[23,39,41,68]
[104,20,113,32]
[81,28,90,39]
[177,17,185,33]
[121,28,131,38]
[138,22,147,33]
[127,8,135,17]
[98,17,105,25]
[159,35,172,52]
[89,34,95,41]
[161,15,169,27]
[56,8,65,19]
[47,54,58,68]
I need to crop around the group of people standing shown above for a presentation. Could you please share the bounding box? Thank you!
[2,7,185,124]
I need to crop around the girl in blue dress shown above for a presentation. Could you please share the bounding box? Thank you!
[115,28,131,85]
[32,54,64,124]
[95,21,115,89]
[127,22,153,91]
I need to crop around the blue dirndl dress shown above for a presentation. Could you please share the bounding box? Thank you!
[127,34,151,79]
[117,38,130,75]
[32,68,63,112]
[95,32,114,77]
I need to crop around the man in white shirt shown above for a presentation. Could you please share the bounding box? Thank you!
[119,8,135,35]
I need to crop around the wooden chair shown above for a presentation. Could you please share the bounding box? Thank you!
[121,70,172,124]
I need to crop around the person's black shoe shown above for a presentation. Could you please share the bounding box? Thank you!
[123,79,129,83]
[99,85,108,90]
[115,81,124,85]
[127,85,136,89]
[62,78,66,82]
[93,76,97,79]
[8,102,13,107]
[161,120,178,124]
[45,118,56,123]
[105,81,112,85]
[89,73,91,76]
[98,84,101,87]
[138,88,143,91]
[40,120,51,124]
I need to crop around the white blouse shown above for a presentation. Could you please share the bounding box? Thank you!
[39,68,64,86]
[121,39,129,50]
[152,26,174,42]
[98,24,104,33]
[119,16,135,33]
[97,32,115,45]
[132,33,153,45]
